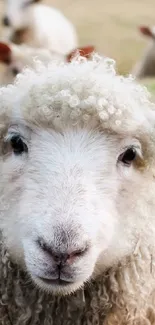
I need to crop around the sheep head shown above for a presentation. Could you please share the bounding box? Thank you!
[0,56,155,296]
[2,0,37,31]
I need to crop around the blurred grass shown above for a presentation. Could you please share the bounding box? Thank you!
[0,0,154,76]
[142,79,155,93]
[140,78,155,102]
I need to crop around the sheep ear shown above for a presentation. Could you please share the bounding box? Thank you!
[0,42,12,64]
[66,45,95,62]
[139,26,154,38]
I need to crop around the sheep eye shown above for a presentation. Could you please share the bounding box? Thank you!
[10,135,28,155]
[118,147,137,166]
[12,67,20,76]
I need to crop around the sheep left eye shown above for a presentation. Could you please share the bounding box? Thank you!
[10,135,28,155]
[118,147,137,166]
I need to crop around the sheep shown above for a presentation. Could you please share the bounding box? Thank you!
[1,54,155,324]
[132,25,155,79]
[0,41,95,85]
[2,0,78,56]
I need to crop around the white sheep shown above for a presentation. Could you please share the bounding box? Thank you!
[0,40,95,85]
[2,0,78,56]
[1,55,155,324]
[132,25,155,79]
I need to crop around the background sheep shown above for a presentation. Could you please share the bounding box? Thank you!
[0,0,154,76]
[1,0,78,56]
[1,56,155,323]
[132,25,155,79]
[0,41,95,85]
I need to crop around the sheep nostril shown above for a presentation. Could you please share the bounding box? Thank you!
[69,247,89,259]
[53,247,88,264]
[37,238,89,265]
[2,16,10,27]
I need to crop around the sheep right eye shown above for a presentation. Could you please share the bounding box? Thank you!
[118,147,137,166]
[10,135,28,155]
[12,67,20,76]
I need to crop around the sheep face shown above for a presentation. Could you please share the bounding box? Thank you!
[0,123,149,295]
[0,58,155,296]
[2,0,37,30]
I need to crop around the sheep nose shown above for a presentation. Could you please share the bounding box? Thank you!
[38,239,89,265]
[52,250,86,265]
[2,16,10,27]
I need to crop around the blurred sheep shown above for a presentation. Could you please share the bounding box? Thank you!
[2,0,78,56]
[132,25,155,79]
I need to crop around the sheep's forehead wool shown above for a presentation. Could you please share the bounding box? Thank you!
[0,55,155,137]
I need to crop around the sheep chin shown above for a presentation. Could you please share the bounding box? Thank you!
[31,275,85,296]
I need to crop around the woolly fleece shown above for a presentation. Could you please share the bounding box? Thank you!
[0,55,154,137]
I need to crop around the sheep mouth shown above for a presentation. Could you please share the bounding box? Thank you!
[38,277,74,286]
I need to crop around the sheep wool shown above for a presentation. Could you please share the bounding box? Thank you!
[1,55,155,324]
[0,55,154,137]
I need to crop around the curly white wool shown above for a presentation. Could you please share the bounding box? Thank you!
[0,55,154,139]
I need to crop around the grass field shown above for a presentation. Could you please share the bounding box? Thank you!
[0,0,155,76]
